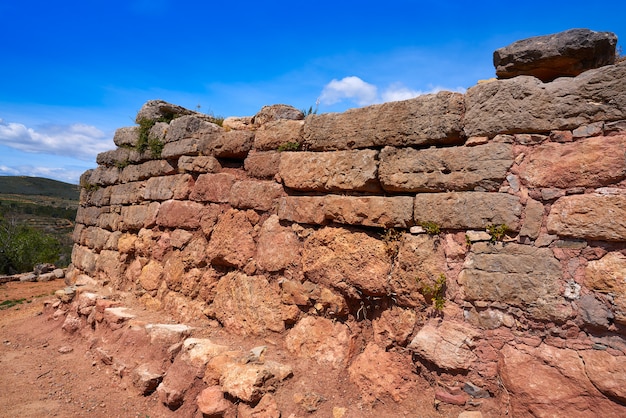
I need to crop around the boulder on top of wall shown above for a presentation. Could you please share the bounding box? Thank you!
[464,61,626,137]
[379,143,513,192]
[135,100,194,124]
[494,28,617,82]
[252,104,304,127]
[303,91,464,150]
[164,114,222,144]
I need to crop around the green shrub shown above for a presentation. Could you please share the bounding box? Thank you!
[486,224,509,243]
[0,219,62,274]
[417,273,447,311]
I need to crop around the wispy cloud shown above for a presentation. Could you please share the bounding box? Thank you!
[0,164,85,184]
[319,76,467,109]
[0,119,113,161]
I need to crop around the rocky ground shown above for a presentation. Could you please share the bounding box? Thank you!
[0,279,492,418]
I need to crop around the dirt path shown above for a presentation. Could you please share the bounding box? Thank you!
[0,280,176,418]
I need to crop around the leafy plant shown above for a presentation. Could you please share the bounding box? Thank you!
[418,273,447,311]
[302,99,320,117]
[0,218,62,274]
[381,228,403,258]
[114,159,130,170]
[419,221,441,235]
[277,142,301,152]
[486,224,509,243]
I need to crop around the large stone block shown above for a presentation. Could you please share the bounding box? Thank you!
[119,160,176,183]
[408,320,480,371]
[464,62,626,137]
[303,91,464,150]
[388,234,446,308]
[585,252,626,324]
[285,316,353,368]
[459,242,568,320]
[178,155,221,174]
[209,272,284,335]
[161,137,206,159]
[80,226,112,252]
[348,343,417,403]
[256,215,301,272]
[278,195,413,228]
[494,29,617,82]
[204,130,254,159]
[500,344,624,417]
[144,174,194,201]
[279,150,380,192]
[109,181,145,205]
[379,143,513,192]
[190,173,236,203]
[253,120,304,151]
[163,114,221,143]
[156,200,205,229]
[87,166,120,186]
[519,135,626,188]
[120,202,160,231]
[413,192,522,230]
[547,194,626,241]
[206,209,256,268]
[302,226,390,297]
[71,244,98,275]
[244,150,281,179]
[229,180,284,212]
[113,126,139,147]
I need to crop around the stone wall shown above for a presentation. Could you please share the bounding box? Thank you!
[71,60,626,416]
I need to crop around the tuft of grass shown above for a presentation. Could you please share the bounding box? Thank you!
[277,142,301,152]
[0,298,26,310]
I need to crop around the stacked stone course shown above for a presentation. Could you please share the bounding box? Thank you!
[71,59,626,416]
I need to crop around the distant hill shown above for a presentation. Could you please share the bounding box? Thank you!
[0,176,80,201]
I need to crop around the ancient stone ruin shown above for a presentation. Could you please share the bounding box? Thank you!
[62,29,626,417]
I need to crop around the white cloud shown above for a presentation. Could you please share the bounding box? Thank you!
[319,77,467,110]
[0,119,113,161]
[319,76,378,106]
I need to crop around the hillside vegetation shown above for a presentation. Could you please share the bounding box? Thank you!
[0,176,79,274]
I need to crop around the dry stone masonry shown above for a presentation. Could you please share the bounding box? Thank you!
[67,29,626,417]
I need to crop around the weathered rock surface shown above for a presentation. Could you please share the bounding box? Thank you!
[253,120,303,151]
[279,150,380,192]
[499,344,625,417]
[135,100,195,123]
[464,61,626,137]
[252,104,303,126]
[519,135,626,188]
[585,252,626,323]
[459,242,568,320]
[379,143,513,192]
[348,343,417,403]
[209,272,284,335]
[494,28,617,82]
[285,316,353,368]
[547,194,626,241]
[408,320,479,371]
[302,227,390,297]
[278,195,414,228]
[303,91,464,150]
[414,192,522,230]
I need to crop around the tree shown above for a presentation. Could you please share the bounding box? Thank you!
[0,216,61,274]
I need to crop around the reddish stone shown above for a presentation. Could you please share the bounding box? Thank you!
[434,390,468,406]
[190,173,235,203]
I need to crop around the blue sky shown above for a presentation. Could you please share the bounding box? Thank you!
[1,1,625,184]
